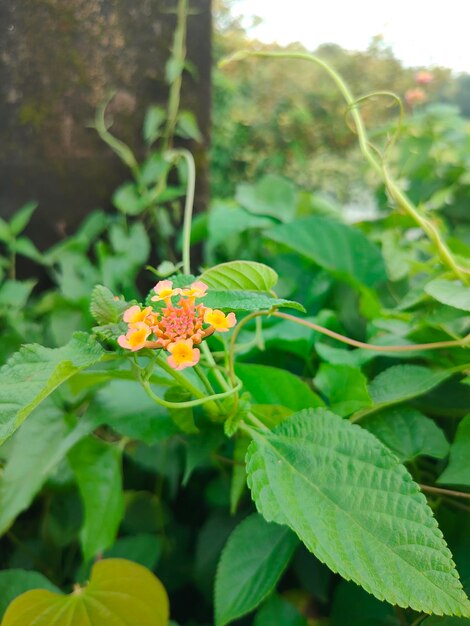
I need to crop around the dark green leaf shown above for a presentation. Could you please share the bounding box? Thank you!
[202,290,305,313]
[363,407,449,461]
[253,594,307,626]
[215,514,299,626]
[438,414,470,487]
[69,437,124,562]
[265,216,387,286]
[236,363,324,411]
[314,364,372,416]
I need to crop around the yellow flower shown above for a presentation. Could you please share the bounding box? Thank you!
[151,280,181,304]
[167,339,200,370]
[118,322,151,352]
[203,308,237,332]
[123,305,157,326]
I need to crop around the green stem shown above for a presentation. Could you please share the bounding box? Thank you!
[156,355,205,399]
[220,50,468,285]
[162,0,188,151]
[140,376,241,410]
[194,364,224,411]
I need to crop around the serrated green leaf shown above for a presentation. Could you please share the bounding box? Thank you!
[314,363,372,416]
[9,201,38,236]
[368,365,453,408]
[265,216,387,286]
[0,333,104,444]
[0,404,96,535]
[199,261,278,292]
[2,559,169,626]
[0,570,60,621]
[438,413,470,486]
[69,437,124,561]
[202,290,305,313]
[90,285,128,324]
[425,279,470,312]
[363,406,450,462]
[236,363,323,411]
[236,175,298,222]
[246,408,470,616]
[215,514,299,626]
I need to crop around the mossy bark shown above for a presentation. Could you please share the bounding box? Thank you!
[0,0,211,248]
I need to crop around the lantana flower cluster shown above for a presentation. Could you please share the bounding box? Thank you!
[118,280,236,370]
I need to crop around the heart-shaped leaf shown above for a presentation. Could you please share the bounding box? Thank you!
[1,559,169,626]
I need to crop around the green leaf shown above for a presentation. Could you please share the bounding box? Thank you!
[215,514,299,626]
[265,216,387,286]
[236,175,298,222]
[0,333,104,444]
[9,201,38,236]
[438,414,470,487]
[425,279,470,312]
[90,285,128,324]
[112,182,149,216]
[0,217,12,243]
[202,290,305,313]
[331,580,399,626]
[208,202,273,251]
[164,385,199,434]
[104,534,162,571]
[13,237,43,263]
[2,559,169,626]
[253,594,307,626]
[246,408,470,616]
[69,437,124,561]
[368,365,453,408]
[199,261,278,291]
[363,407,449,462]
[236,364,324,411]
[91,380,178,444]
[314,364,372,416]
[0,405,96,534]
[0,570,60,621]
[0,280,36,309]
[143,105,166,145]
[422,617,470,625]
[176,110,203,142]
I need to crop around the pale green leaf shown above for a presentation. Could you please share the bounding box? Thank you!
[363,407,450,462]
[176,110,203,142]
[0,405,96,535]
[438,414,470,487]
[0,333,104,443]
[425,279,470,312]
[208,202,273,251]
[199,261,278,292]
[236,175,298,222]
[202,290,305,313]
[314,364,372,416]
[236,364,324,411]
[69,438,124,562]
[0,570,60,621]
[246,409,470,616]
[265,216,387,286]
[215,514,299,626]
[90,285,128,324]
[143,105,166,145]
[2,559,169,626]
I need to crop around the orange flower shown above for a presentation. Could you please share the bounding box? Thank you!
[118,322,151,352]
[151,280,181,305]
[167,339,200,370]
[204,308,237,332]
[405,87,426,107]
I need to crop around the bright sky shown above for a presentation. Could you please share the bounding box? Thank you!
[235,0,470,73]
